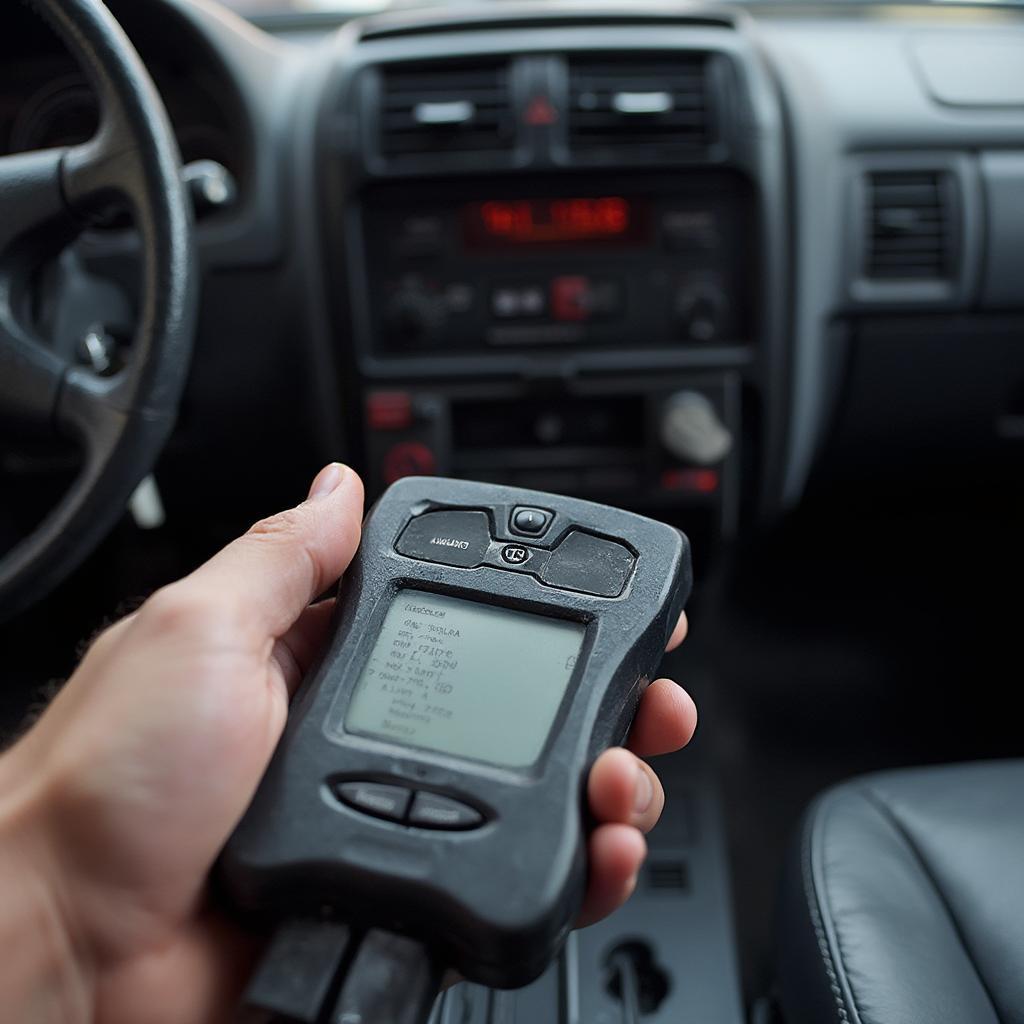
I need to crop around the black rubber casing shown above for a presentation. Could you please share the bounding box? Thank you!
[220,477,692,988]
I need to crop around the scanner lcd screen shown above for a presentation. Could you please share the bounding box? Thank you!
[345,590,586,767]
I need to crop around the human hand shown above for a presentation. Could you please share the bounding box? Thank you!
[0,465,696,1023]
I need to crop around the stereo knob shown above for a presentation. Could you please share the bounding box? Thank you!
[660,391,733,466]
[674,284,726,343]
[385,289,447,347]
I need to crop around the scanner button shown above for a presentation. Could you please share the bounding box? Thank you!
[501,544,531,565]
[408,792,484,831]
[541,530,635,598]
[511,507,552,537]
[336,781,412,823]
[395,510,491,569]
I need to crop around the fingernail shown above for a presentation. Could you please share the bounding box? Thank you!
[634,766,653,814]
[308,463,345,501]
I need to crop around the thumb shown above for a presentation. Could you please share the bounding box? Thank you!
[175,463,364,641]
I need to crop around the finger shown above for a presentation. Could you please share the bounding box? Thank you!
[576,824,646,928]
[80,612,137,665]
[588,747,665,833]
[171,464,364,642]
[627,679,698,757]
[666,611,689,652]
[270,598,337,696]
[94,912,260,1024]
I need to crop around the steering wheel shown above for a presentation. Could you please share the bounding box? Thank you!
[0,0,196,619]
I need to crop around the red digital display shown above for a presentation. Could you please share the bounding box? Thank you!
[465,197,645,247]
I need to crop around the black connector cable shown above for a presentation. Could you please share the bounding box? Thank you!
[333,929,443,1024]
[240,920,442,1024]
[240,919,352,1023]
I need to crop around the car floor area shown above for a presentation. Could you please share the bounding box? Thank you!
[677,485,1024,1008]
[2,484,1021,1017]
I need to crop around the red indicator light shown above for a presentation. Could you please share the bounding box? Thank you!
[661,468,720,494]
[474,197,632,244]
[367,391,413,431]
[551,276,590,322]
[383,442,436,484]
[694,469,720,494]
[524,95,558,126]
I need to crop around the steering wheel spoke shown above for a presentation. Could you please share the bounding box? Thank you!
[0,149,78,431]
[63,132,145,220]
[56,364,129,452]
[0,309,68,430]
[0,148,77,254]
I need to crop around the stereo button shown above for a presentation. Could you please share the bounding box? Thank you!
[492,285,546,319]
[396,510,491,568]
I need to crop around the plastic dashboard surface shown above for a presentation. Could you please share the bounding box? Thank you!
[14,0,1020,524]
[254,1,1024,510]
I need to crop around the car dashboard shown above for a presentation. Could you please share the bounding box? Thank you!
[6,0,1022,539]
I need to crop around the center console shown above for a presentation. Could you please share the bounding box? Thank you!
[306,8,790,1020]
[315,10,790,540]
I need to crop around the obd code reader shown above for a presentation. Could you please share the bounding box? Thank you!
[220,477,692,1024]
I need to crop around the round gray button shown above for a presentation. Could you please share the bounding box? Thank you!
[660,391,733,467]
[512,507,551,535]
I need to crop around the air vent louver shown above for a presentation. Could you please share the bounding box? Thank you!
[647,860,690,891]
[568,55,713,159]
[865,171,954,280]
[379,61,514,159]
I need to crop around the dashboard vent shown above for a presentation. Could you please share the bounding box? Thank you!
[865,171,954,280]
[647,860,690,891]
[379,61,514,159]
[567,54,713,160]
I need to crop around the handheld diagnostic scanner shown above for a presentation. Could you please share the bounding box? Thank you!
[220,477,692,994]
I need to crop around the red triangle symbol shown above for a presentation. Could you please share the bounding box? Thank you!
[524,95,558,126]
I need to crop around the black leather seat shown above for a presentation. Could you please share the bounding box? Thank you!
[776,760,1024,1024]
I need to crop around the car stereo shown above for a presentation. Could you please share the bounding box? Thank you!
[357,173,754,354]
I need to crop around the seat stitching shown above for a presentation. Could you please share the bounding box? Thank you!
[800,797,854,1024]
[859,784,1005,1024]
